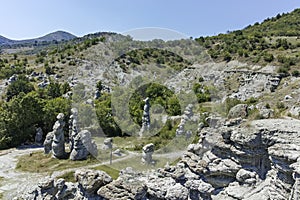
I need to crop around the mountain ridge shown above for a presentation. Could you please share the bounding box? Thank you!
[0,30,77,46]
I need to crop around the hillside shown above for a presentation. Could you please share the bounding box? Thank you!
[196,8,300,75]
[0,8,300,200]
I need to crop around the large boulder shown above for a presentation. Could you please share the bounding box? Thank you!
[75,169,112,195]
[228,104,248,119]
[70,130,98,160]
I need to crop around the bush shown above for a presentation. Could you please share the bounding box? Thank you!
[292,70,300,77]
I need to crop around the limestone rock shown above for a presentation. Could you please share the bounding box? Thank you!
[43,131,54,154]
[259,108,274,119]
[236,169,258,185]
[75,169,112,194]
[140,97,151,134]
[102,137,113,150]
[141,143,154,164]
[228,104,248,119]
[35,127,43,145]
[70,130,98,160]
[97,178,147,200]
[51,113,66,159]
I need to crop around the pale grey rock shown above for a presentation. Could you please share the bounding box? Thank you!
[43,131,53,154]
[236,169,258,185]
[35,127,43,145]
[141,97,151,133]
[141,143,154,164]
[102,137,113,150]
[228,104,248,119]
[69,108,79,152]
[75,169,112,195]
[165,183,188,200]
[51,113,66,159]
[21,177,77,200]
[290,105,300,116]
[259,108,274,119]
[70,130,98,160]
[97,177,147,200]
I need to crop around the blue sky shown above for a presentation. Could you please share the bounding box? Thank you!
[1,0,299,40]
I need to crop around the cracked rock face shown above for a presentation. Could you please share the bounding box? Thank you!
[70,129,98,160]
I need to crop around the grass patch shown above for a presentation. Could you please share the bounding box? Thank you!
[16,151,99,173]
[57,171,76,182]
[92,165,120,180]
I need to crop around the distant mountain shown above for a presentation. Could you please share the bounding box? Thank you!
[0,35,13,45]
[0,31,77,46]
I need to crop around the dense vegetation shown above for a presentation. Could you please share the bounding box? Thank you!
[1,8,300,150]
[196,8,300,75]
[0,79,71,149]
[115,48,191,72]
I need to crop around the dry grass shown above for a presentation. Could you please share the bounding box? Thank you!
[16,151,99,173]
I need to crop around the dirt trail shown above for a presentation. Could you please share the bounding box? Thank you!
[0,146,184,199]
[0,147,46,199]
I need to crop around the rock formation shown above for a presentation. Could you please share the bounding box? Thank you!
[141,143,154,165]
[51,113,66,159]
[69,108,79,152]
[22,117,300,200]
[70,130,98,160]
[141,97,150,132]
[228,103,248,119]
[20,170,112,200]
[102,138,113,150]
[43,131,54,154]
[34,127,43,145]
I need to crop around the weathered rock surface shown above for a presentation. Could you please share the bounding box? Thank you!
[141,143,154,164]
[75,169,113,195]
[228,103,248,119]
[22,118,300,200]
[70,129,98,160]
[51,113,66,159]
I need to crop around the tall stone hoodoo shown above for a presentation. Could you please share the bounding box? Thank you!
[51,113,66,159]
[69,108,79,152]
[141,97,150,132]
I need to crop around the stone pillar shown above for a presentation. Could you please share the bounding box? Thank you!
[142,143,154,165]
[52,113,66,159]
[141,97,150,132]
[69,108,78,152]
[35,127,43,145]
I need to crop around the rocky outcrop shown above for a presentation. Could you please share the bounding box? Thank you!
[76,169,113,196]
[43,131,54,154]
[228,104,248,119]
[69,108,79,152]
[34,127,43,145]
[140,97,151,134]
[141,143,154,165]
[20,177,77,200]
[22,118,300,199]
[51,113,66,159]
[225,70,281,100]
[70,130,98,160]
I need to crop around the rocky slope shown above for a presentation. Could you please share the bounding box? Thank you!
[19,117,300,199]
